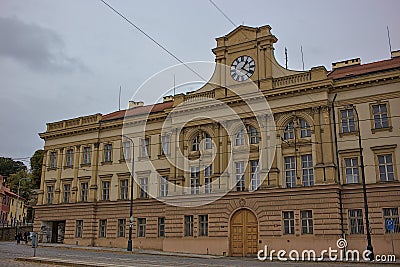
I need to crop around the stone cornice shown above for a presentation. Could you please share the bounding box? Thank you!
[39,124,100,140]
[332,70,400,91]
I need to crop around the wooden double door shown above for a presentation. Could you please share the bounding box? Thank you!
[230,209,258,256]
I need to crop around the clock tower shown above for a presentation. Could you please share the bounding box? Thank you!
[211,25,301,90]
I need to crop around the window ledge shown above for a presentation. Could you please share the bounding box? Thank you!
[80,163,91,167]
[339,131,358,138]
[158,154,167,159]
[101,161,113,165]
[377,180,397,184]
[371,126,392,134]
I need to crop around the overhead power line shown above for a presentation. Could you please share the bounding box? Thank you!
[209,0,236,27]
[99,0,206,82]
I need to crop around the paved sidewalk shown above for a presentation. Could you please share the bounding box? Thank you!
[37,242,221,259]
[15,256,149,267]
[9,242,399,267]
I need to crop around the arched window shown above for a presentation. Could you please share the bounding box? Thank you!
[283,121,294,140]
[249,126,259,144]
[299,119,311,138]
[234,129,245,146]
[192,135,200,151]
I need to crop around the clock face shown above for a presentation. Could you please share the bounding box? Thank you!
[230,55,255,82]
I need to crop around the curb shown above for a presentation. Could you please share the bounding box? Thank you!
[15,256,129,267]
[37,243,221,259]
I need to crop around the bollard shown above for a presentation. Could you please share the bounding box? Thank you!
[32,232,38,257]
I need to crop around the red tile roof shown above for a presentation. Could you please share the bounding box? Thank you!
[101,101,174,122]
[328,56,400,80]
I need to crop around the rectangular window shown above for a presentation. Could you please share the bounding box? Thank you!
[345,157,359,184]
[50,151,57,169]
[83,146,91,165]
[372,104,389,129]
[80,182,88,202]
[120,179,128,200]
[137,218,146,237]
[161,135,170,155]
[204,164,213,177]
[204,165,212,194]
[249,127,259,144]
[199,215,208,236]
[340,109,356,133]
[284,121,294,140]
[158,217,165,237]
[300,119,311,138]
[63,184,71,203]
[99,219,107,238]
[122,141,131,160]
[235,161,245,191]
[192,135,200,151]
[76,220,83,238]
[301,210,313,234]
[285,156,296,188]
[383,208,400,233]
[235,129,245,146]
[141,138,150,157]
[349,209,364,234]
[250,160,260,191]
[47,186,53,204]
[102,181,110,201]
[118,219,126,237]
[66,149,73,167]
[139,177,148,199]
[205,134,213,150]
[301,154,314,186]
[378,154,394,182]
[160,176,168,197]
[104,144,112,162]
[190,166,200,195]
[283,211,295,235]
[184,215,194,236]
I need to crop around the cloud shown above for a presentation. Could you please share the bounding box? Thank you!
[0,16,87,72]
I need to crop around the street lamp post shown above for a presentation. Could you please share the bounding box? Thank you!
[122,135,135,252]
[351,105,374,260]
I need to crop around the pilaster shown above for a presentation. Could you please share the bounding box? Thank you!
[89,142,100,202]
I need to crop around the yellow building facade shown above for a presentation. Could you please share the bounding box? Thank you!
[8,192,28,225]
[34,25,400,258]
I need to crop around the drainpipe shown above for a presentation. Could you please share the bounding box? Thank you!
[331,94,345,240]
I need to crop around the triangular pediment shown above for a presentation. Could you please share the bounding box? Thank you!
[224,25,257,45]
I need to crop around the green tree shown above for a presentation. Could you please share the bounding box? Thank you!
[0,157,27,177]
[30,149,44,189]
[7,170,33,201]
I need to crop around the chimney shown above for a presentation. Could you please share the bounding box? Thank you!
[391,50,400,58]
[163,95,174,102]
[332,58,361,70]
[128,101,144,109]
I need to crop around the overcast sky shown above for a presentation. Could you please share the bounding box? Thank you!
[1,0,399,164]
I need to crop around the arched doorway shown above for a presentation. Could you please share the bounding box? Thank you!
[230,209,258,256]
